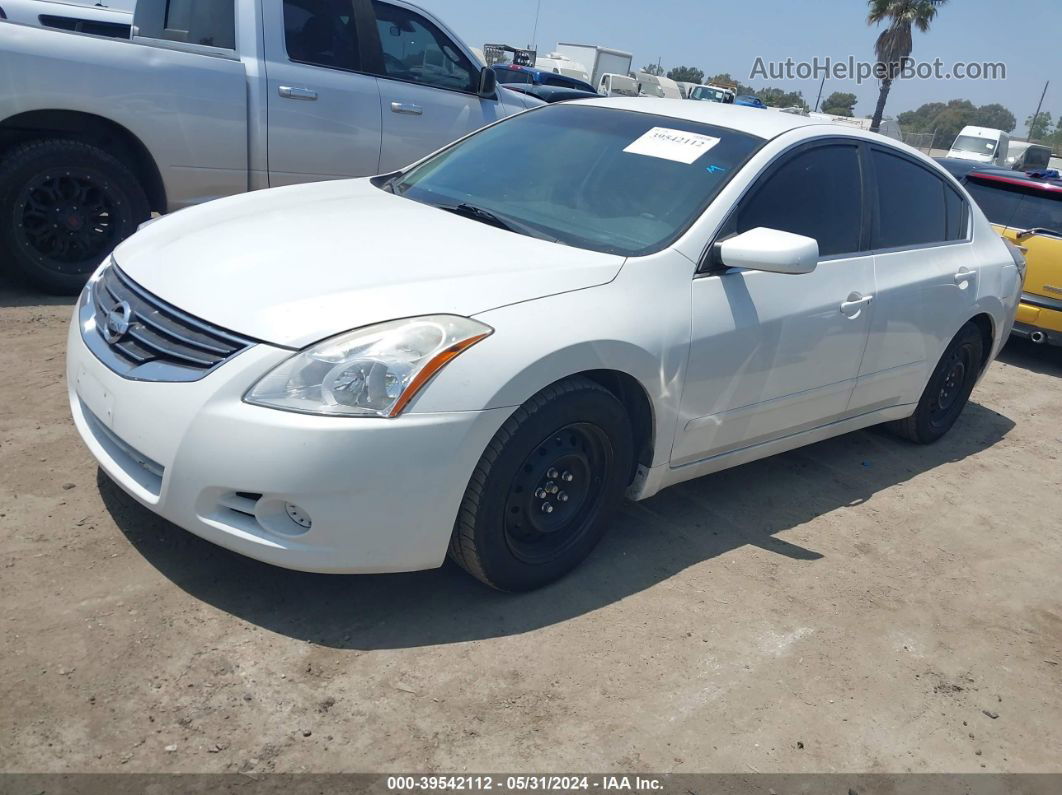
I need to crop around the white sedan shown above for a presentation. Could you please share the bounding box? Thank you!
[66,98,1023,591]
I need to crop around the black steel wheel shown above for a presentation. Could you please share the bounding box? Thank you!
[450,377,633,591]
[0,139,150,294]
[889,321,985,444]
[503,422,612,566]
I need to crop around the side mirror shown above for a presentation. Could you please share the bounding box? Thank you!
[478,66,497,98]
[717,227,818,274]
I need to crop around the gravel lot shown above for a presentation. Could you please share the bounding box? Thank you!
[2,272,1060,774]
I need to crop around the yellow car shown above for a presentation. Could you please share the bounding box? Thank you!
[949,164,1062,346]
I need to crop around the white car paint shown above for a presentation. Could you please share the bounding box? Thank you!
[66,98,1021,576]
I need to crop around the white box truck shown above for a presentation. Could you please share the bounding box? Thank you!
[553,43,633,87]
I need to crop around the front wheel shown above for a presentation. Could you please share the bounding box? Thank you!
[889,321,985,444]
[449,377,633,591]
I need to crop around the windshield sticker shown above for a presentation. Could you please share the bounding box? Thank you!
[705,164,727,174]
[623,127,721,164]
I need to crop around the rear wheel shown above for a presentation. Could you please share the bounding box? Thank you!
[0,139,150,294]
[449,377,633,591]
[889,321,984,444]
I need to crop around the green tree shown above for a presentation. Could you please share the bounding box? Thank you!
[867,0,949,133]
[821,91,858,116]
[667,65,705,84]
[757,87,808,110]
[897,99,1016,149]
[971,103,1016,132]
[641,63,664,77]
[1027,111,1053,140]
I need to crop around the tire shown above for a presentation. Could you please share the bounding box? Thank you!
[0,139,150,294]
[889,321,984,444]
[449,377,634,591]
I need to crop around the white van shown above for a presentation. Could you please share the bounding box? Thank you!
[947,126,1010,167]
[635,72,683,99]
[1004,141,1052,172]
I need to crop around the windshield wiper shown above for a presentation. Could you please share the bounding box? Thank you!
[440,203,557,242]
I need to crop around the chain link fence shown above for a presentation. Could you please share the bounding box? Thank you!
[901,131,936,154]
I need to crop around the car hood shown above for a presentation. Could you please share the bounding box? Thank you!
[113,179,623,349]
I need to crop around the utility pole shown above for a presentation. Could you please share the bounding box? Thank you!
[813,75,825,113]
[529,0,541,51]
[1027,80,1049,141]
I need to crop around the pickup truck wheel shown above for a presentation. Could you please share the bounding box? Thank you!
[449,377,633,591]
[0,139,150,294]
[888,321,984,444]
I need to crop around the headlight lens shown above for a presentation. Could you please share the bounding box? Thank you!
[245,315,492,417]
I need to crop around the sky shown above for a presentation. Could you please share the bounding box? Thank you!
[411,0,1059,135]
[83,0,1058,135]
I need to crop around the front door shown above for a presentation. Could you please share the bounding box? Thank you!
[674,141,875,465]
[264,0,383,187]
[369,0,504,172]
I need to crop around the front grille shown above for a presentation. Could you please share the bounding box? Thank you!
[91,265,254,380]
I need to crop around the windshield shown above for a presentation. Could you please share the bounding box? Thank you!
[393,105,764,256]
[966,178,1062,236]
[951,135,998,156]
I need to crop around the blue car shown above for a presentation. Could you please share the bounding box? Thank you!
[734,95,767,109]
[491,64,597,94]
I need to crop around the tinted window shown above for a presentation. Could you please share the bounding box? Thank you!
[283,0,359,70]
[372,1,475,92]
[944,183,966,240]
[965,179,1062,236]
[163,0,234,48]
[736,144,863,257]
[872,150,949,248]
[395,105,764,256]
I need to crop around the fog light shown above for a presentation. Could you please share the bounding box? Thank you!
[285,503,312,529]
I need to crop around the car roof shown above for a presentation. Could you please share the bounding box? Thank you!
[565,97,837,140]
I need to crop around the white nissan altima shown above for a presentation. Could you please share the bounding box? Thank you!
[67,98,1022,591]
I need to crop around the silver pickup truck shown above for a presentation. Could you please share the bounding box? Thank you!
[0,0,540,292]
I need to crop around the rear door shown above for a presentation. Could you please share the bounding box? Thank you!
[263,0,383,187]
[368,0,507,172]
[849,147,976,412]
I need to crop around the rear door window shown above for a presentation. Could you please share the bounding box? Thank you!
[162,0,235,48]
[871,149,953,249]
[283,0,360,70]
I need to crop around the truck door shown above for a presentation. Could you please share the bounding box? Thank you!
[367,0,506,173]
[263,0,383,186]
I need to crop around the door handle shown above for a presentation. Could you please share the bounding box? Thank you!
[390,101,423,115]
[954,268,976,284]
[840,294,873,316]
[278,85,317,101]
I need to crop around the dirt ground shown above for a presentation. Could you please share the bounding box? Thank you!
[1,271,1060,775]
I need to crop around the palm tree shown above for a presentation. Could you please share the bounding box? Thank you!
[867,0,947,133]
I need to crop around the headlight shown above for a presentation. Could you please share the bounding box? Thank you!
[245,315,492,417]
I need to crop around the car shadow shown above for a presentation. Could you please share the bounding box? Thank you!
[101,401,1015,651]
[997,336,1062,377]
[0,270,77,308]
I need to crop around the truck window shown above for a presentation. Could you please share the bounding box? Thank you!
[371,1,476,93]
[163,0,234,49]
[283,0,360,70]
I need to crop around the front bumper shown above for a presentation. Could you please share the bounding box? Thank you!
[67,304,511,574]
